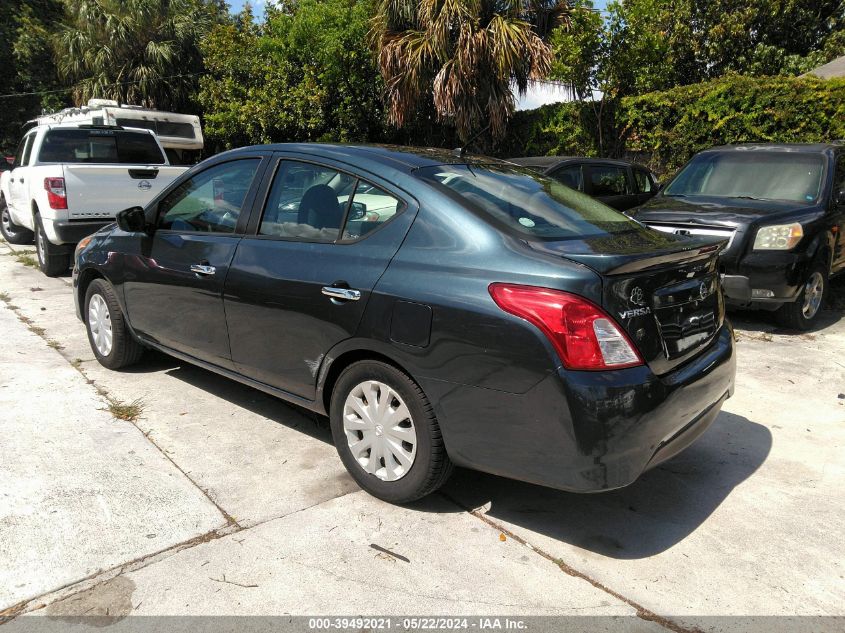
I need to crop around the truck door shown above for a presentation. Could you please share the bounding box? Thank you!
[9,132,36,217]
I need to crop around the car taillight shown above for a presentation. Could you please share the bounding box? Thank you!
[44,177,67,210]
[488,283,643,371]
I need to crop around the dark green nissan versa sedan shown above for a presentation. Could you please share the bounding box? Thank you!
[72,144,736,504]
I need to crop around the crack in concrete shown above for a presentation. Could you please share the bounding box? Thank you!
[438,491,698,633]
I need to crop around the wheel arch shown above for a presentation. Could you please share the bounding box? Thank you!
[77,267,106,322]
[317,342,422,418]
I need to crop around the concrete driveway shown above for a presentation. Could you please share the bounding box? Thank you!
[0,239,843,631]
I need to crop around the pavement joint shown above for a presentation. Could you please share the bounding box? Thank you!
[438,491,690,633]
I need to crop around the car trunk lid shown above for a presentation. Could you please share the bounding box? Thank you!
[528,230,727,375]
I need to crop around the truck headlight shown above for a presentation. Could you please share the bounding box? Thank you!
[753,223,803,250]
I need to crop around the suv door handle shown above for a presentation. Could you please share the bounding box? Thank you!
[321,286,361,301]
[190,263,216,276]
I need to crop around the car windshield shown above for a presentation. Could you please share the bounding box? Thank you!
[664,151,825,203]
[417,164,640,240]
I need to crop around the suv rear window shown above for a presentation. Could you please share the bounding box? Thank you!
[417,164,639,240]
[38,129,165,165]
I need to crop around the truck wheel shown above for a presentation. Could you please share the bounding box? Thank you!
[777,264,828,331]
[84,278,144,369]
[0,196,34,245]
[34,214,70,277]
[329,360,453,504]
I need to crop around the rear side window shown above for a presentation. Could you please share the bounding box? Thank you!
[114,118,196,140]
[589,165,630,196]
[551,165,583,191]
[38,129,165,165]
[634,168,653,193]
[258,160,404,243]
[418,164,640,240]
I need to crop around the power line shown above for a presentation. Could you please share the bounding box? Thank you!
[0,73,202,100]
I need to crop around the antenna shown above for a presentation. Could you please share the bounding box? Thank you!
[453,124,491,159]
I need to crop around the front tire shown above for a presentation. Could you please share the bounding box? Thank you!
[34,215,71,277]
[84,279,144,369]
[0,196,34,245]
[777,264,828,331]
[330,360,453,503]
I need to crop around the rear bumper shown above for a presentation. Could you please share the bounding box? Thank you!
[52,220,113,246]
[424,324,736,493]
[720,250,812,307]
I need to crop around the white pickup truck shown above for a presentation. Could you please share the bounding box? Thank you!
[0,124,188,276]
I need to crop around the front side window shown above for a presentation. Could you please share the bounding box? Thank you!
[589,165,630,196]
[158,159,261,233]
[418,164,641,240]
[634,169,653,193]
[38,129,165,165]
[665,151,824,204]
[552,165,584,191]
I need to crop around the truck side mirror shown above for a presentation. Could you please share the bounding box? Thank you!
[116,206,149,233]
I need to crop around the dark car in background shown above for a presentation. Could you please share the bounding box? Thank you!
[630,144,845,330]
[73,144,735,503]
[507,156,660,211]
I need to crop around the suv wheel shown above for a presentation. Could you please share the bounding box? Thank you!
[0,196,34,245]
[777,264,828,331]
[330,360,453,503]
[34,214,70,277]
[84,279,144,369]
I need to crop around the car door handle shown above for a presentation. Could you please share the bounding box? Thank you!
[321,286,361,301]
[190,263,216,276]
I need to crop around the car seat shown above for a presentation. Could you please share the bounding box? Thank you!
[298,184,343,229]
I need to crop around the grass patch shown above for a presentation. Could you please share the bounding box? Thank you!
[0,291,9,302]
[107,397,144,422]
[47,339,64,350]
[13,252,38,268]
[29,325,45,336]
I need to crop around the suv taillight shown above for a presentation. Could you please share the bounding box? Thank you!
[489,283,643,371]
[44,177,67,210]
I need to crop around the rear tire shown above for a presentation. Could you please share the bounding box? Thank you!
[84,278,144,369]
[0,196,34,245]
[34,214,70,277]
[329,360,453,503]
[776,263,828,331]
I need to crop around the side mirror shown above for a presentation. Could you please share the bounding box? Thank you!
[348,201,367,221]
[116,206,148,233]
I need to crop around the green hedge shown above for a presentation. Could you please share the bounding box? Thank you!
[621,74,845,172]
[501,74,845,174]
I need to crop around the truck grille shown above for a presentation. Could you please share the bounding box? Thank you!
[645,223,737,249]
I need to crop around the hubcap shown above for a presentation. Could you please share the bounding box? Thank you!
[343,380,417,482]
[801,272,824,320]
[88,294,113,357]
[1,205,14,236]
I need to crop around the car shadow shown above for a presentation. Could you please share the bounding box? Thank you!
[119,351,771,559]
[120,349,334,445]
[422,411,771,559]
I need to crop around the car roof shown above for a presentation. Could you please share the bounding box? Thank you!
[507,156,647,169]
[222,143,513,173]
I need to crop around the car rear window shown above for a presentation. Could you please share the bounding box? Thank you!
[417,164,641,239]
[38,129,166,165]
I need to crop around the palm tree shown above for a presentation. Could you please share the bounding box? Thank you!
[54,0,222,111]
[371,0,573,143]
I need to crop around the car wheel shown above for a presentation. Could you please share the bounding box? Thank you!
[84,278,144,369]
[0,196,34,245]
[34,215,70,277]
[777,264,828,331]
[330,360,453,503]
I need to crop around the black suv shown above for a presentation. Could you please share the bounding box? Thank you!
[631,144,845,330]
[74,144,735,503]
[507,156,660,211]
